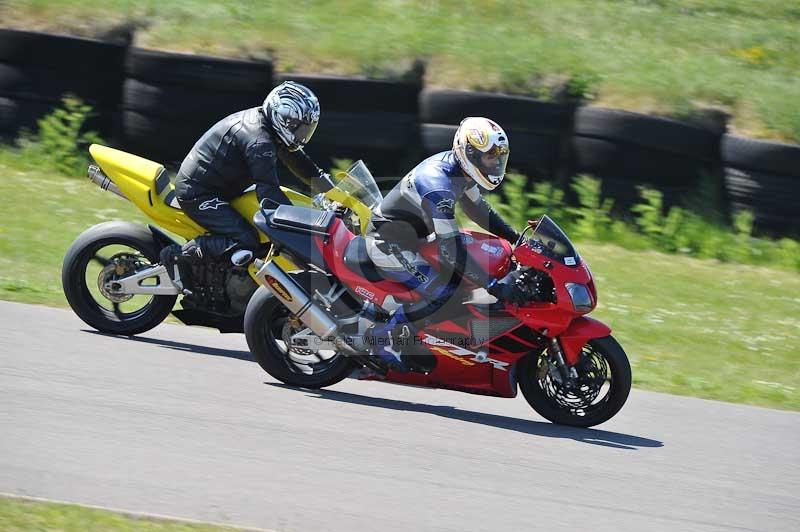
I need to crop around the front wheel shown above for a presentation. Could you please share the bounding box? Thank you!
[244,286,353,388]
[518,336,632,427]
[62,221,177,335]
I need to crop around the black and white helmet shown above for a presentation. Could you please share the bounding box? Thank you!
[263,81,320,152]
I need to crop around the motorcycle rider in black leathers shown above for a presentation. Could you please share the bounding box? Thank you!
[365,117,527,372]
[163,81,333,284]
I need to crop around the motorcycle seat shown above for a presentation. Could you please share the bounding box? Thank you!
[267,205,335,235]
[344,236,385,282]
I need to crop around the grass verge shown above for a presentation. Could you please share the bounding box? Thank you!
[0,150,798,409]
[0,148,146,306]
[0,496,247,532]
[584,242,799,409]
[3,0,799,140]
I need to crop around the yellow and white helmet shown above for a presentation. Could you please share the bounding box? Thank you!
[453,117,510,190]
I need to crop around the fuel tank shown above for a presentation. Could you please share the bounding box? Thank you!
[419,230,513,283]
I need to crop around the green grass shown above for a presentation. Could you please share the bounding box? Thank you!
[0,497,244,532]
[1,148,798,409]
[584,242,800,409]
[486,173,800,273]
[0,148,147,306]
[2,0,800,140]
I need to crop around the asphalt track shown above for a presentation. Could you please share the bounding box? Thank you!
[1,300,798,532]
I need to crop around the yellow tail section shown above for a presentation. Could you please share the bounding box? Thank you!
[90,144,206,239]
[89,144,313,270]
[89,144,313,240]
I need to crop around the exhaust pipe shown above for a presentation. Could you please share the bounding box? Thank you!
[253,259,355,353]
[88,165,128,201]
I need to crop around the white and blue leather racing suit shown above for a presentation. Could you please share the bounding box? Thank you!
[365,150,520,370]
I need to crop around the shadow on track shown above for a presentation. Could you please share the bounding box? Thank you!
[84,330,253,361]
[267,383,663,450]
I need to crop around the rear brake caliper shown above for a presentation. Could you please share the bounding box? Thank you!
[98,253,142,303]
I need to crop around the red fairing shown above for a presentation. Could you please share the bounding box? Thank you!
[510,242,611,364]
[506,244,595,337]
[512,243,593,287]
[322,219,421,306]
[419,231,513,285]
[558,317,612,365]
[370,325,520,398]
[318,215,614,398]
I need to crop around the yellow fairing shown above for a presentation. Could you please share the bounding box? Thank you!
[90,144,203,238]
[329,171,375,234]
[88,144,312,272]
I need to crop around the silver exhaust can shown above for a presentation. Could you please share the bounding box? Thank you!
[87,165,128,201]
[254,260,338,340]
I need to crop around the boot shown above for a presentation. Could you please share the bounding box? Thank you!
[182,235,237,261]
[367,306,414,372]
[160,244,192,292]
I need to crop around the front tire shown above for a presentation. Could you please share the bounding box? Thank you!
[244,286,353,388]
[518,335,632,427]
[62,221,177,335]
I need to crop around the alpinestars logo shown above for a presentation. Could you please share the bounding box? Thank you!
[436,198,456,214]
[199,198,228,211]
[388,244,428,284]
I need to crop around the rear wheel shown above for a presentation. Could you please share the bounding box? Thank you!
[518,336,631,427]
[62,222,176,335]
[244,286,353,388]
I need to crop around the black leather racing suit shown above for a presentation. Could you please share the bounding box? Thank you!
[174,106,333,257]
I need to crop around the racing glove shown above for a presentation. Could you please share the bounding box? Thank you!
[487,278,528,305]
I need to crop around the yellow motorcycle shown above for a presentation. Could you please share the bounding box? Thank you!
[62,144,370,336]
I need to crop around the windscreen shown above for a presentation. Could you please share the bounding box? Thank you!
[334,160,383,211]
[528,215,580,266]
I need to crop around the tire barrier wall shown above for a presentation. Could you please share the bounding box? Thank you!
[419,89,575,183]
[720,136,800,233]
[570,107,727,212]
[120,48,273,166]
[1,29,798,233]
[273,73,422,180]
[0,28,127,138]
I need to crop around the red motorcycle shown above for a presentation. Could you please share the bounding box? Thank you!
[244,162,631,427]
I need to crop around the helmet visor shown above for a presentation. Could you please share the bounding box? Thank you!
[285,119,318,150]
[468,144,509,183]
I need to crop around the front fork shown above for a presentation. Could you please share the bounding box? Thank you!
[548,338,579,386]
[542,316,612,386]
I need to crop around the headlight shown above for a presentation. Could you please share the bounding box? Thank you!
[566,283,593,313]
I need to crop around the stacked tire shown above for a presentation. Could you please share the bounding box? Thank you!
[721,136,800,234]
[275,73,421,180]
[570,107,725,209]
[418,89,575,181]
[119,49,273,165]
[0,29,126,140]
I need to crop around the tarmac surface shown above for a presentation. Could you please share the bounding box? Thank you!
[2,300,798,531]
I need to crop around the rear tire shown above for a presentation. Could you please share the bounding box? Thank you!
[244,286,353,388]
[62,221,176,335]
[518,335,632,427]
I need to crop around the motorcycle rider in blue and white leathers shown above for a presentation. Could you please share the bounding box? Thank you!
[365,117,527,371]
